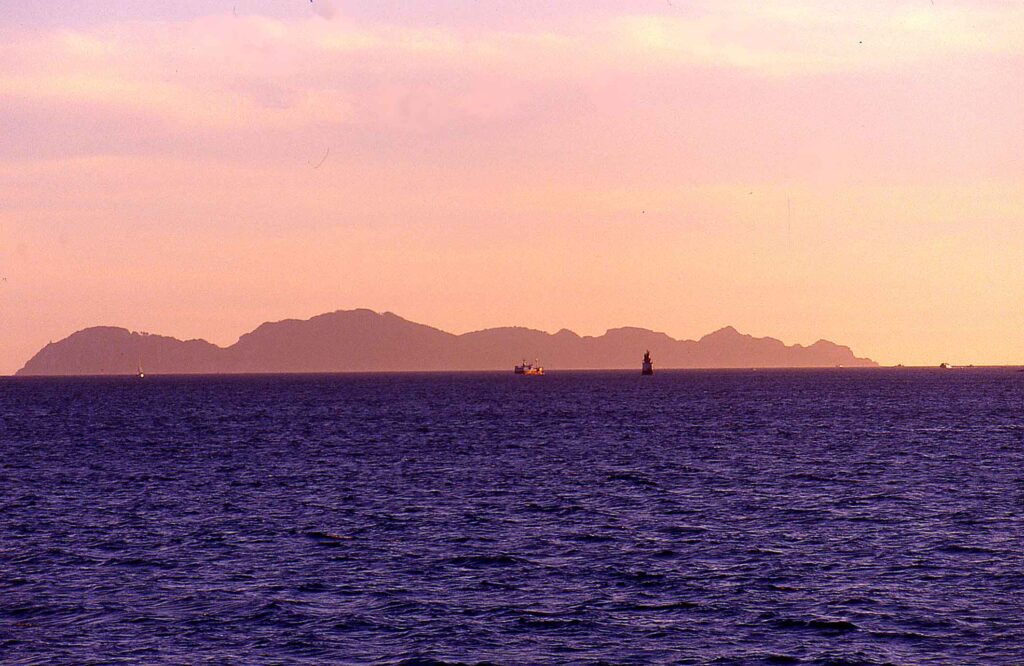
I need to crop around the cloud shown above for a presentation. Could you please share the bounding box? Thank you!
[0,1,1021,182]
[2,0,1021,140]
[604,2,1024,76]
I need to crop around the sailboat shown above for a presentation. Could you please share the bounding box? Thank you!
[137,361,145,379]
[642,350,654,376]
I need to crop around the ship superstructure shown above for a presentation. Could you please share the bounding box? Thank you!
[514,359,544,376]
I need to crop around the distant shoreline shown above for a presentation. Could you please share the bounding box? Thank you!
[8,365,1024,380]
[16,309,881,376]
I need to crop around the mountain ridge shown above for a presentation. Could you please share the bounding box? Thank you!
[16,309,877,375]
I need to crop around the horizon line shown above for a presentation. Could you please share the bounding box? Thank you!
[8,365,1024,379]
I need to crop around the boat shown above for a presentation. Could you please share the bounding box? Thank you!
[642,350,654,376]
[514,359,544,376]
[137,362,145,379]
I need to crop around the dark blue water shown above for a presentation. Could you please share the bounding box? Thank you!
[2,370,1023,665]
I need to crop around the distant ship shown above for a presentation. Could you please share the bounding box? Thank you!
[642,350,654,376]
[137,362,145,379]
[514,359,544,376]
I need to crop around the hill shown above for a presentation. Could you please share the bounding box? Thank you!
[16,309,877,375]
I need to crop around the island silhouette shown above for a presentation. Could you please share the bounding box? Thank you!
[16,309,877,376]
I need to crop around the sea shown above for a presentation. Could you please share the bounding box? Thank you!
[1,369,1022,665]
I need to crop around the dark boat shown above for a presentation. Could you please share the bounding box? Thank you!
[642,350,654,376]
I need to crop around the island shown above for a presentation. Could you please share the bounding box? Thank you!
[16,309,877,375]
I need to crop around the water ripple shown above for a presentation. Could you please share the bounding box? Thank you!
[1,369,1023,664]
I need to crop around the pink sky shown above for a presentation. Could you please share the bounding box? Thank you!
[1,1,1022,373]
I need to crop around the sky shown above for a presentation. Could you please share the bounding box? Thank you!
[1,0,1022,373]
